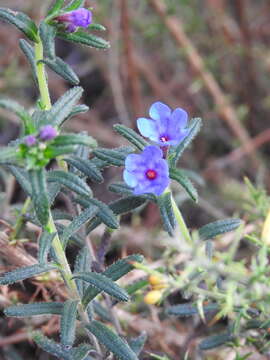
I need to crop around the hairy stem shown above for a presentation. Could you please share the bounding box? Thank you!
[10,197,32,240]
[171,194,192,244]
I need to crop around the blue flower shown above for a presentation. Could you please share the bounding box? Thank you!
[123,145,170,196]
[137,102,190,146]
[39,125,58,141]
[55,8,92,33]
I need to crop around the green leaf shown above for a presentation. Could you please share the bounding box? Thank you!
[0,147,18,165]
[93,146,134,167]
[129,332,147,356]
[199,332,235,350]
[5,302,63,317]
[157,192,175,236]
[65,156,103,183]
[0,8,38,42]
[67,104,89,119]
[169,118,202,166]
[113,124,148,151]
[84,197,119,229]
[8,166,32,196]
[39,22,56,59]
[73,272,129,302]
[33,332,72,360]
[86,196,147,233]
[60,300,79,347]
[0,264,56,285]
[85,321,138,360]
[47,0,65,16]
[60,206,98,248]
[44,144,76,158]
[52,134,97,148]
[29,169,49,226]
[47,170,92,197]
[38,231,56,264]
[0,98,33,133]
[74,247,92,296]
[92,301,111,322]
[198,218,242,241]
[63,0,85,11]
[89,23,106,31]
[166,303,219,317]
[45,86,83,127]
[19,39,38,85]
[82,254,143,307]
[57,31,110,49]
[108,182,134,196]
[70,344,92,360]
[169,168,198,202]
[41,57,80,85]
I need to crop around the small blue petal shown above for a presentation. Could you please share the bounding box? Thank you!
[125,154,143,171]
[137,118,158,141]
[171,108,188,127]
[142,145,163,160]
[123,170,138,187]
[149,102,171,121]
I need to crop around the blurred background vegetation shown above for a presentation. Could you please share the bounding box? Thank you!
[0,0,270,359]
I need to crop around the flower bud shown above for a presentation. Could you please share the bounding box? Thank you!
[39,125,57,141]
[144,290,162,305]
[55,8,92,33]
[24,135,37,146]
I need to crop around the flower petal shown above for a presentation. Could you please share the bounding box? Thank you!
[142,145,163,160]
[125,154,143,171]
[137,118,159,141]
[123,170,138,187]
[171,108,188,127]
[149,102,171,121]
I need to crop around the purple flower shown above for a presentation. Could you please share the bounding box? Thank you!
[24,135,37,147]
[55,8,92,33]
[137,102,190,147]
[39,125,58,141]
[123,145,170,196]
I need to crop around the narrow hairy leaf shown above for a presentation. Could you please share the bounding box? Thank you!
[63,0,85,11]
[89,23,106,31]
[65,157,103,183]
[8,166,32,196]
[93,147,134,167]
[129,332,147,356]
[166,303,219,317]
[65,104,89,121]
[70,344,92,360]
[86,196,147,233]
[42,57,79,85]
[47,0,65,16]
[60,300,79,347]
[92,301,111,322]
[73,272,129,302]
[19,39,38,85]
[58,31,110,49]
[48,86,83,127]
[0,98,33,133]
[29,169,49,226]
[157,192,176,236]
[38,231,56,264]
[198,218,242,241]
[85,321,138,360]
[44,144,76,158]
[82,254,143,306]
[113,124,148,150]
[0,264,56,285]
[169,168,198,202]
[39,22,56,59]
[85,198,119,229]
[5,302,63,317]
[108,182,133,196]
[0,147,18,166]
[52,134,97,148]
[0,8,38,42]
[47,170,92,197]
[199,332,235,350]
[33,332,73,360]
[169,118,202,166]
[74,246,91,296]
[60,206,98,248]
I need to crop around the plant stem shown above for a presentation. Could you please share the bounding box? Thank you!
[34,36,51,110]
[10,197,32,240]
[171,193,192,245]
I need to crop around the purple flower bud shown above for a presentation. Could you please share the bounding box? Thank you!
[55,8,92,33]
[39,125,57,141]
[123,145,170,196]
[137,102,190,147]
[24,135,37,147]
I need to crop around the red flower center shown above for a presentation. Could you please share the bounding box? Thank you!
[146,169,157,180]
[160,135,169,142]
